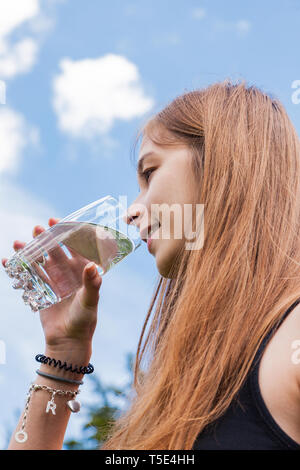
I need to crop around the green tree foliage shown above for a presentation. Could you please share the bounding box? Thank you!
[64,352,135,450]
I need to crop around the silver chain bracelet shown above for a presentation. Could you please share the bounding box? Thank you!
[15,383,81,444]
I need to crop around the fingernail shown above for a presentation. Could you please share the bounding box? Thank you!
[86,262,97,278]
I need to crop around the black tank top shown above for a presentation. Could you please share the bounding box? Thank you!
[192,298,300,450]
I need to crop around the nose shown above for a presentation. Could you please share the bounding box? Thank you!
[122,202,143,228]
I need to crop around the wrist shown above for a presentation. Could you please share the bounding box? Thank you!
[45,339,93,357]
[39,346,93,383]
[34,372,82,392]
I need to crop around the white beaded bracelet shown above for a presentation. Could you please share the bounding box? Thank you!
[15,383,81,444]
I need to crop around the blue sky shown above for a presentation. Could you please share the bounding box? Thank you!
[0,0,300,448]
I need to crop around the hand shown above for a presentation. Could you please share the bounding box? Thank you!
[2,218,102,349]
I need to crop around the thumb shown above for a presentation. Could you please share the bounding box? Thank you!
[79,262,102,309]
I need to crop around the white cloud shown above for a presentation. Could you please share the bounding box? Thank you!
[0,0,61,79]
[0,80,6,104]
[0,0,40,79]
[0,107,39,175]
[0,0,39,38]
[0,38,38,78]
[52,54,154,139]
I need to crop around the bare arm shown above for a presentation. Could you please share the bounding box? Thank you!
[3,218,102,450]
[8,345,92,450]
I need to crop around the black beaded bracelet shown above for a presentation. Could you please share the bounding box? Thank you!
[35,354,94,375]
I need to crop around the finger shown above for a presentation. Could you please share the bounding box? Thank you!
[35,221,68,264]
[79,262,102,309]
[13,240,26,251]
[48,217,88,263]
[33,225,45,238]
[3,246,46,286]
[31,226,46,264]
[47,241,71,264]
[12,237,46,279]
[48,217,77,259]
[48,217,88,262]
[48,217,60,227]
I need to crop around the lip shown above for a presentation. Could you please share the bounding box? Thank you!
[146,226,160,253]
[140,221,160,250]
[147,237,152,251]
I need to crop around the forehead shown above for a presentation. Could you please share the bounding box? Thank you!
[139,134,160,156]
[138,134,189,161]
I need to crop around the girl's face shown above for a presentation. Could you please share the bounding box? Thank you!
[126,134,197,278]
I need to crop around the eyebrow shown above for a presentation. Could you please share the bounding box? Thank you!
[136,151,157,176]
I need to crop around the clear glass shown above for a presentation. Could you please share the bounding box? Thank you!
[4,195,141,312]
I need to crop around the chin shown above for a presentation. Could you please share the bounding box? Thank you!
[157,262,174,279]
[155,240,182,279]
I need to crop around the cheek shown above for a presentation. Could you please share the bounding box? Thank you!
[151,173,176,202]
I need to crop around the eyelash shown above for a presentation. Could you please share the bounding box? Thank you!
[141,167,155,183]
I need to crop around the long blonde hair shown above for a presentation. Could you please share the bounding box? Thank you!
[101,79,300,449]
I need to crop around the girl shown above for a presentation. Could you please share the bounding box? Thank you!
[3,79,300,450]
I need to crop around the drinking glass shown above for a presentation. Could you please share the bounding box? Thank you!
[4,195,141,312]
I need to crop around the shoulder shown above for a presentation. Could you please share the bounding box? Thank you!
[260,301,300,388]
[258,301,300,443]
[289,303,300,387]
